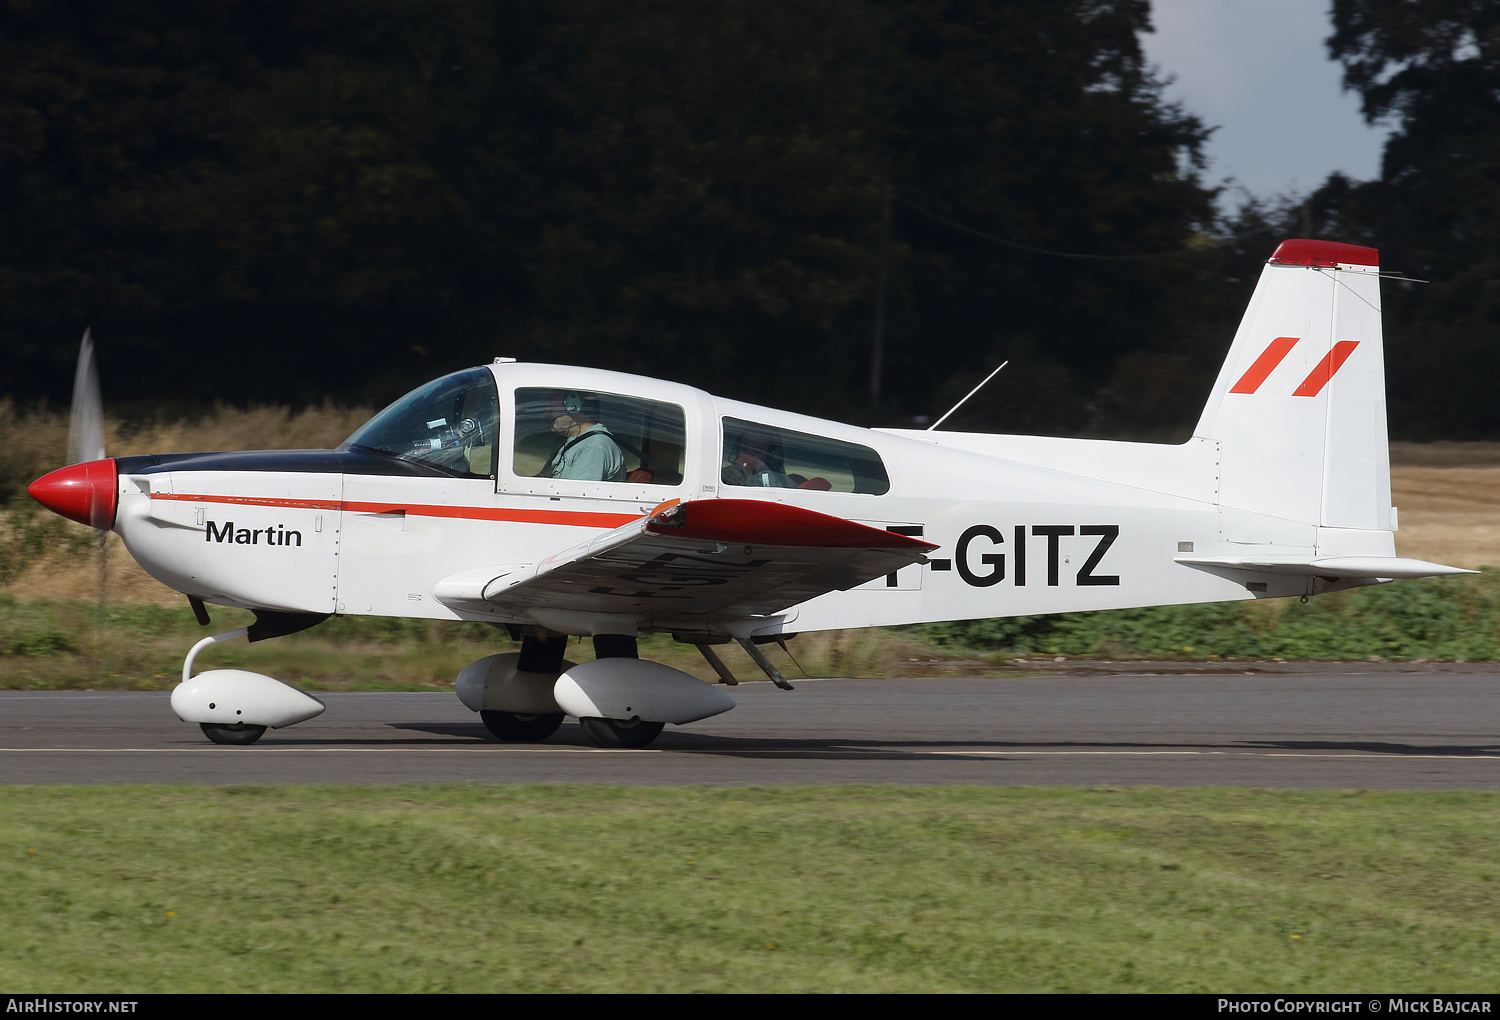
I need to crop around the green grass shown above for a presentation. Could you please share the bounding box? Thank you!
[921,571,1500,661]
[0,597,514,690]
[0,595,944,690]
[1,785,1496,992]
[9,576,1500,695]
[3,543,1498,696]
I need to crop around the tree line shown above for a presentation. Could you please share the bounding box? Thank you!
[0,1,1493,438]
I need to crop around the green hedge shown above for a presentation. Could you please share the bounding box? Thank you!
[919,572,1500,660]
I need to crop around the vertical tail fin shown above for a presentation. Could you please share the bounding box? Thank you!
[1194,239,1391,533]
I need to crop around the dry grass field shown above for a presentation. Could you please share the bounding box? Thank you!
[1,400,372,606]
[1390,443,1500,568]
[2,531,181,605]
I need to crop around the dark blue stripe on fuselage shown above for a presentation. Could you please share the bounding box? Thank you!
[116,447,453,477]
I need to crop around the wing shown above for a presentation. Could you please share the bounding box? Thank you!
[433,498,935,623]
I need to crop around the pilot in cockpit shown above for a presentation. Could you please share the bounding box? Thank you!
[543,391,627,482]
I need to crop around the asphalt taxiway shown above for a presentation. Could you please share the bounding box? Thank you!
[2,666,1497,788]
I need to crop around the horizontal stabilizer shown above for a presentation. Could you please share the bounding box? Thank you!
[1177,555,1475,580]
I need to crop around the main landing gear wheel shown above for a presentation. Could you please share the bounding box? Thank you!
[199,722,267,746]
[480,710,565,743]
[579,717,665,749]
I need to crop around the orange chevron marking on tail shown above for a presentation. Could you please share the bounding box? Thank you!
[1292,341,1360,397]
[1229,336,1299,394]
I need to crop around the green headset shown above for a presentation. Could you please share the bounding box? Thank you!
[559,392,601,421]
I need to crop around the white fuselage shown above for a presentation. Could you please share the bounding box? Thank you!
[111,360,1395,638]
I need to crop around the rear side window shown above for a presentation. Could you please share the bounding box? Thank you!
[721,417,889,494]
[514,388,686,486]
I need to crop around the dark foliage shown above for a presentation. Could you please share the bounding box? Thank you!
[0,2,1279,435]
[1315,0,1500,437]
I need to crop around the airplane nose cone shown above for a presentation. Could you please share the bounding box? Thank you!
[28,458,119,529]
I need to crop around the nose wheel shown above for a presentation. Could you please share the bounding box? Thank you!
[199,722,267,745]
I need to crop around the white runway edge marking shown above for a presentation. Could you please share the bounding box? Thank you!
[934,750,1500,760]
[0,746,662,753]
[0,747,1496,760]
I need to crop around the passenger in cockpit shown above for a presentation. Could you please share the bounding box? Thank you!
[723,432,797,488]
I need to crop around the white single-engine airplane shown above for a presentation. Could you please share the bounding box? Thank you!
[28,239,1473,747]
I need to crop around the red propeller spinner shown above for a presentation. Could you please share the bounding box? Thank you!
[29,458,118,530]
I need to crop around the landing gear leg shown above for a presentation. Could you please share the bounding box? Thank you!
[592,633,638,660]
[519,634,569,673]
[578,633,665,749]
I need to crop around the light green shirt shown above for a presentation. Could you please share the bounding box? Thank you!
[547,425,626,482]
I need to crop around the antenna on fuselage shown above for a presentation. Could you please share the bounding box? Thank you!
[927,360,1008,431]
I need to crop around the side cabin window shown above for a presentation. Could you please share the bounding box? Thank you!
[513,388,686,486]
[343,367,499,479]
[721,417,889,495]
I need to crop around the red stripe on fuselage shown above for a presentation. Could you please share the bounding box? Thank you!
[151,492,641,529]
[152,492,342,511]
[1229,336,1299,394]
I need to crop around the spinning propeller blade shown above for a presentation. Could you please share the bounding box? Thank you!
[30,329,116,530]
[67,329,105,466]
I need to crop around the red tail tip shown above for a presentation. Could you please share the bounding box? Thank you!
[1269,239,1379,268]
[28,458,118,529]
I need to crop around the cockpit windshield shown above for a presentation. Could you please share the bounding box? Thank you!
[343,367,499,478]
